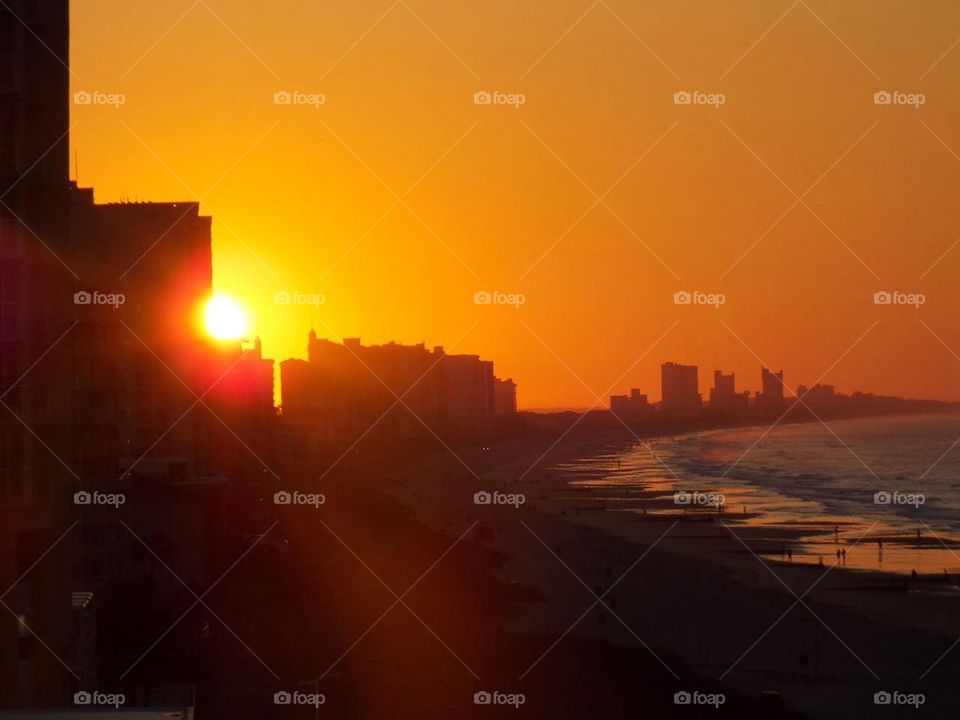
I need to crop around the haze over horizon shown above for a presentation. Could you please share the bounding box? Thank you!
[70,0,960,408]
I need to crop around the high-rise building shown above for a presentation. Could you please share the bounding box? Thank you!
[758,367,785,413]
[440,353,494,432]
[1,0,73,500]
[661,362,701,417]
[709,370,747,413]
[66,188,220,485]
[282,333,509,443]
[1,0,70,219]
[0,1,73,708]
[493,378,518,415]
[609,389,650,420]
[68,189,213,346]
[2,3,274,707]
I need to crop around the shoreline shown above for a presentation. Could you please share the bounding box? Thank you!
[551,412,960,574]
[388,421,960,717]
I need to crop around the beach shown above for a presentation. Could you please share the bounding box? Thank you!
[388,417,960,718]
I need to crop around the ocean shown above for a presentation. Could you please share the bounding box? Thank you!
[553,413,960,573]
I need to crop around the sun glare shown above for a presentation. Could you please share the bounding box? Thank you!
[204,295,249,341]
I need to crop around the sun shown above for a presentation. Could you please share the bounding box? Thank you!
[204,295,250,341]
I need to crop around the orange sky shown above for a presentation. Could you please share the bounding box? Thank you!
[71,0,960,409]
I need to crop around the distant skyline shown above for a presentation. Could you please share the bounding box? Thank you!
[70,1,960,408]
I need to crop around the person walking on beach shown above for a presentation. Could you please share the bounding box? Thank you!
[841,548,846,563]
[836,549,841,563]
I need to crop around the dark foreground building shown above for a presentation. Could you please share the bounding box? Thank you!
[1,0,274,710]
[1,0,74,707]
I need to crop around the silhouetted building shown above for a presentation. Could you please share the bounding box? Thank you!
[68,188,212,347]
[282,332,508,443]
[0,0,74,708]
[66,188,221,486]
[757,367,785,413]
[1,0,73,496]
[441,352,495,432]
[1,0,69,228]
[797,383,841,413]
[661,362,701,417]
[610,395,627,416]
[64,186,277,485]
[494,377,518,415]
[294,332,442,440]
[2,3,278,705]
[610,389,650,421]
[709,370,748,413]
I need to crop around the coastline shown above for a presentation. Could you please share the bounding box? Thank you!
[389,418,960,717]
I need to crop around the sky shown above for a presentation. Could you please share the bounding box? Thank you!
[70,0,960,409]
